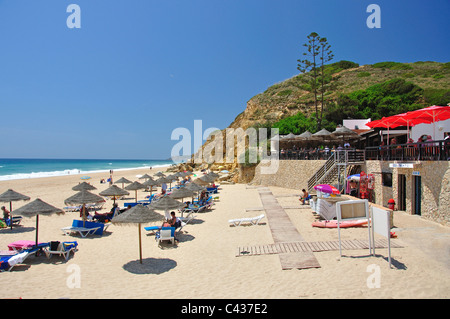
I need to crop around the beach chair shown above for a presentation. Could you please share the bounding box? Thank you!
[155,227,175,246]
[0,251,30,272]
[61,220,103,237]
[144,225,162,235]
[181,204,206,215]
[63,205,82,212]
[228,214,265,226]
[45,241,78,261]
[179,211,196,225]
[4,216,23,226]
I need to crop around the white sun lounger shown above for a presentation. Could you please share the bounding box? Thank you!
[45,241,78,261]
[228,214,265,226]
[61,226,100,238]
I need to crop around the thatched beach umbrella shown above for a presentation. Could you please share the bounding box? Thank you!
[298,131,313,139]
[169,187,195,203]
[174,172,185,178]
[185,182,206,192]
[185,182,206,202]
[156,176,173,194]
[13,198,64,248]
[149,196,185,220]
[166,174,179,190]
[125,181,146,203]
[138,174,153,181]
[311,128,332,140]
[142,179,159,196]
[72,181,97,191]
[331,125,360,144]
[195,174,216,185]
[281,133,296,141]
[65,190,106,225]
[154,172,166,178]
[112,205,164,264]
[115,177,132,189]
[0,189,30,230]
[99,185,130,204]
[207,172,220,179]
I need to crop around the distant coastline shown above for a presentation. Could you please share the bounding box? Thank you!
[0,158,174,181]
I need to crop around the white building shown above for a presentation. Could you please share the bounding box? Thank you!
[411,118,450,141]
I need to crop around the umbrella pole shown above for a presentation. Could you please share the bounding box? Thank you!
[83,205,86,227]
[9,202,13,230]
[138,224,142,264]
[35,215,39,249]
[135,190,138,203]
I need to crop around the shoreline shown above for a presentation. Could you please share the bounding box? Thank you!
[0,163,175,182]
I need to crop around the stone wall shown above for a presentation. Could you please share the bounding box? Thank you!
[251,159,450,226]
[251,159,326,191]
[365,160,450,226]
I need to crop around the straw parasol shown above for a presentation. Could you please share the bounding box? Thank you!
[115,177,132,189]
[138,174,153,181]
[297,131,313,139]
[166,174,179,189]
[99,185,130,204]
[142,179,160,195]
[207,172,220,179]
[149,196,185,220]
[125,181,146,203]
[112,204,164,264]
[64,190,106,225]
[13,198,64,248]
[169,187,195,203]
[280,133,296,141]
[185,182,206,192]
[0,189,30,230]
[331,125,360,144]
[186,182,206,200]
[195,174,216,185]
[311,128,332,140]
[72,181,97,191]
[154,172,166,177]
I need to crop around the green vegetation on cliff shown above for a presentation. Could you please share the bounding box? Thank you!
[231,61,449,135]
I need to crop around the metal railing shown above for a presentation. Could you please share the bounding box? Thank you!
[306,150,366,192]
[365,140,450,161]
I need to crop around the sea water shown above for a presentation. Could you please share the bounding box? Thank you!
[0,158,175,181]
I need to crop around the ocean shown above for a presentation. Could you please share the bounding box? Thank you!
[0,158,175,181]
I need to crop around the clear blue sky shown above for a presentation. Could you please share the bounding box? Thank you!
[0,0,448,159]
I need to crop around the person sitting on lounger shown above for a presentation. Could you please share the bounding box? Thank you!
[1,206,10,222]
[167,211,182,242]
[299,189,311,205]
[199,190,208,206]
[93,203,119,222]
[168,211,182,229]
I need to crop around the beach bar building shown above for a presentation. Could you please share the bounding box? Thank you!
[252,106,450,226]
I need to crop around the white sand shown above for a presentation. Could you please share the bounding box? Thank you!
[0,169,449,299]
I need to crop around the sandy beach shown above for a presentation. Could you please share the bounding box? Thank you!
[0,167,449,299]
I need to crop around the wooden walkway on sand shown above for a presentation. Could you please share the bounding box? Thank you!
[236,238,402,257]
[257,187,321,270]
[244,187,404,270]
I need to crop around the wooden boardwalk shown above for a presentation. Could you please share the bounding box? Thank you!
[257,187,321,270]
[236,238,403,257]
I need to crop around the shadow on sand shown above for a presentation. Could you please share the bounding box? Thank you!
[122,257,177,275]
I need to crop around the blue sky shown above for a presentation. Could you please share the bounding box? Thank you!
[0,0,448,159]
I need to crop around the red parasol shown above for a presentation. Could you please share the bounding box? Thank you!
[402,105,450,140]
